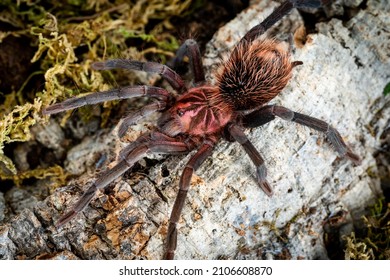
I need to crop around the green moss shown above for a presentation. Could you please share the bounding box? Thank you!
[0,0,195,186]
[384,82,390,96]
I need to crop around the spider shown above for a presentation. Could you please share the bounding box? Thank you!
[43,0,360,260]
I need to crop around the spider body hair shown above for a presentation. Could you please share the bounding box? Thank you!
[217,39,293,111]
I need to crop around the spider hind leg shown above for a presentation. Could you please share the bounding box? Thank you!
[241,0,327,43]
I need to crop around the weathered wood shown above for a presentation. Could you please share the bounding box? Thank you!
[0,0,389,260]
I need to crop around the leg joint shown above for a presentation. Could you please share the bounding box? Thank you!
[273,105,294,121]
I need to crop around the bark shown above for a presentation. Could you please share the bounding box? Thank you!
[0,0,389,260]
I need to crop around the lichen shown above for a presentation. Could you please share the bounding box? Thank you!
[1,165,67,189]
[0,0,195,186]
[344,198,390,260]
[344,232,374,260]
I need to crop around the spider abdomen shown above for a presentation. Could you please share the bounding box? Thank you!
[217,39,293,111]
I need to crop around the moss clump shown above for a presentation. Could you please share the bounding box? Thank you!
[0,0,195,186]
[1,165,68,189]
[344,198,390,260]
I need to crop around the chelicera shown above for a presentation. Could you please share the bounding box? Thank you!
[43,0,360,259]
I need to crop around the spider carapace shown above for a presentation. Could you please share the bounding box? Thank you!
[43,0,360,259]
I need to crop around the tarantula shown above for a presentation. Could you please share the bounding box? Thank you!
[43,0,360,259]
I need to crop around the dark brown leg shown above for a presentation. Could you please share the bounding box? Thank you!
[242,105,276,128]
[241,0,325,43]
[275,106,361,164]
[43,85,169,115]
[164,141,214,259]
[170,39,205,85]
[118,131,181,159]
[56,136,190,227]
[56,159,133,227]
[243,105,361,164]
[92,59,186,92]
[227,124,273,196]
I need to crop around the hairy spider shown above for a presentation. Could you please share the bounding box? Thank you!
[43,0,360,260]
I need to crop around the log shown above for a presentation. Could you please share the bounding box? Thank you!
[0,0,389,260]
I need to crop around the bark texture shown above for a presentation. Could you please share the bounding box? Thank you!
[0,0,389,260]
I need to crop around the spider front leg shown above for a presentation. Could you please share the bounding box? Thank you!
[243,105,361,164]
[43,85,169,115]
[92,59,186,92]
[169,39,205,85]
[164,141,215,260]
[56,133,190,227]
[227,124,273,196]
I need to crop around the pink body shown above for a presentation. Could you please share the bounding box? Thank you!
[159,86,233,138]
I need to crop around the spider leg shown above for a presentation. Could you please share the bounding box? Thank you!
[228,124,273,196]
[243,105,361,164]
[164,141,215,260]
[118,101,166,137]
[56,135,190,227]
[169,39,205,85]
[43,85,169,115]
[242,105,277,128]
[241,0,326,43]
[118,131,179,159]
[92,59,186,92]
